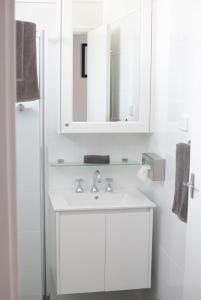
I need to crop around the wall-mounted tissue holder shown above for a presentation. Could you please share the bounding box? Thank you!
[142,153,166,181]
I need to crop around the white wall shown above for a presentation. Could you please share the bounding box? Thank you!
[139,0,192,299]
[14,0,192,300]
[103,2,192,300]
[103,0,140,24]
[73,0,103,32]
[48,2,149,300]
[48,1,192,300]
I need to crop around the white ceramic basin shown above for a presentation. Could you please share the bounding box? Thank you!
[49,189,156,211]
[65,192,133,209]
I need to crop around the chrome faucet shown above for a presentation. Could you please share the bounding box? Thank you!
[91,169,101,193]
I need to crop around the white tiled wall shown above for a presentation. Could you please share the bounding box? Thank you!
[16,1,192,298]
[48,1,193,300]
[139,0,192,299]
[47,0,192,300]
[103,0,141,24]
[73,0,103,31]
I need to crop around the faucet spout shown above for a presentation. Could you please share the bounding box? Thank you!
[91,169,101,193]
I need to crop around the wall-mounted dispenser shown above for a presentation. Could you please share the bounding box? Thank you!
[141,153,166,181]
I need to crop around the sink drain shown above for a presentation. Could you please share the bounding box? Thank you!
[94,195,99,200]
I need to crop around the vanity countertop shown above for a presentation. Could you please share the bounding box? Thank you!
[49,188,156,212]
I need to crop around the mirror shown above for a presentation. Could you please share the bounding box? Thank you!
[72,0,110,122]
[60,0,152,132]
[110,12,141,122]
[72,4,141,122]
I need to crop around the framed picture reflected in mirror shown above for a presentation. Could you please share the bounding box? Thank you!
[81,43,87,78]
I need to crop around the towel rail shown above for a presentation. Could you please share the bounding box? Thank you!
[16,103,25,112]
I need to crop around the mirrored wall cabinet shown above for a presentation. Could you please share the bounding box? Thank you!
[60,0,152,133]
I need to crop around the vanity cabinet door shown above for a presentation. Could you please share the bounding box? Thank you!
[59,213,105,294]
[105,210,151,291]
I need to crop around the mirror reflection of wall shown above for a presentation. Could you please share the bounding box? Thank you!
[111,12,141,122]
[72,0,104,122]
[71,0,148,123]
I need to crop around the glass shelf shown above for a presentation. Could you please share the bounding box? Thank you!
[50,161,141,167]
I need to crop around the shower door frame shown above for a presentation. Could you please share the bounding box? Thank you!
[38,30,48,300]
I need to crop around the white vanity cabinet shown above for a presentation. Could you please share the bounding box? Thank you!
[105,210,152,291]
[50,206,153,295]
[59,213,105,294]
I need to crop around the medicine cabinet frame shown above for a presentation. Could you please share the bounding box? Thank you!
[59,0,152,133]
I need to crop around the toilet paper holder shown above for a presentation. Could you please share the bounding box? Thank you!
[142,153,166,181]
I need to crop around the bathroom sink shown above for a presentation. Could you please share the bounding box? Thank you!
[49,189,156,212]
[65,193,135,209]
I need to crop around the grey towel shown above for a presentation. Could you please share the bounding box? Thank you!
[172,143,190,223]
[16,21,24,81]
[16,21,40,102]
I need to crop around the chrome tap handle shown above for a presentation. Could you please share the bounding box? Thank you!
[105,178,113,193]
[75,179,84,193]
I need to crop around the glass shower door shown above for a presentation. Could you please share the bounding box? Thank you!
[16,100,43,300]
